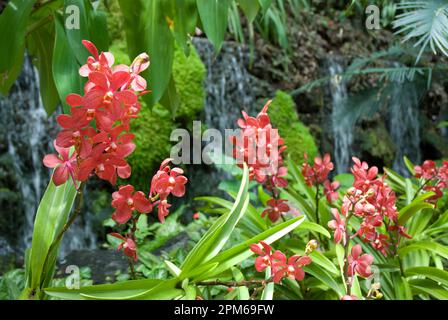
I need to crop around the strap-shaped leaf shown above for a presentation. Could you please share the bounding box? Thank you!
[190,216,306,282]
[399,241,448,260]
[398,192,435,225]
[26,179,77,294]
[180,163,250,275]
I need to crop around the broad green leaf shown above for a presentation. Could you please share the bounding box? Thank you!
[398,192,435,225]
[303,263,345,297]
[52,13,84,113]
[63,0,92,64]
[301,250,339,276]
[0,0,36,93]
[159,74,180,116]
[399,241,448,260]
[405,267,448,288]
[393,275,413,300]
[28,24,59,114]
[46,278,180,300]
[238,0,260,23]
[26,178,77,296]
[171,0,197,56]
[196,0,231,52]
[231,267,250,300]
[119,0,174,107]
[409,279,448,300]
[295,221,331,239]
[180,164,249,275]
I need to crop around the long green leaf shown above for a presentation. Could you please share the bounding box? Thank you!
[399,241,448,260]
[180,163,250,275]
[0,0,36,93]
[26,179,77,297]
[52,13,84,113]
[196,0,231,52]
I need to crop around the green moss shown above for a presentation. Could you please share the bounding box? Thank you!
[172,45,206,122]
[124,104,175,191]
[359,124,395,164]
[268,90,318,164]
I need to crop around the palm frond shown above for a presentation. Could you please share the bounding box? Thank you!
[393,0,448,63]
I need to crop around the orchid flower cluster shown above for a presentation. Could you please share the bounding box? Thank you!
[110,159,187,261]
[250,241,313,283]
[43,40,149,187]
[414,160,448,205]
[42,40,188,262]
[328,157,411,258]
[231,101,290,222]
[302,153,340,204]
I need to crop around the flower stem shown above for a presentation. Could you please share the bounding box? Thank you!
[196,279,270,287]
[342,212,353,296]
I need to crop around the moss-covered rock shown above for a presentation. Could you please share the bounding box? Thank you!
[125,104,175,191]
[172,45,206,123]
[358,123,395,166]
[268,91,318,164]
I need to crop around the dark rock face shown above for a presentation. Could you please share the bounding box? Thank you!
[56,249,129,284]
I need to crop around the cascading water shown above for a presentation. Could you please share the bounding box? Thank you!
[0,54,96,258]
[193,38,260,133]
[328,59,353,174]
[388,78,421,176]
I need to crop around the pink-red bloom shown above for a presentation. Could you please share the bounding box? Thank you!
[272,252,312,283]
[261,198,290,222]
[328,208,346,245]
[302,153,334,186]
[324,180,340,203]
[109,233,138,261]
[111,185,152,224]
[43,141,79,186]
[347,244,374,278]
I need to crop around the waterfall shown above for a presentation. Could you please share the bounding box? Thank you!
[388,79,421,176]
[193,38,259,133]
[0,54,96,257]
[328,59,353,174]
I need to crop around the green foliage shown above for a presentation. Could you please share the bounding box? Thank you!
[0,269,25,300]
[23,178,78,300]
[268,90,318,164]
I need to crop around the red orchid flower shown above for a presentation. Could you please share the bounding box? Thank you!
[43,141,78,187]
[328,208,346,245]
[250,241,273,273]
[109,233,138,261]
[324,180,340,203]
[111,185,152,224]
[414,160,437,180]
[261,198,290,222]
[272,252,312,283]
[347,244,374,278]
[150,159,188,198]
[79,40,115,77]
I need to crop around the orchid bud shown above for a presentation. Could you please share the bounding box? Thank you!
[305,239,318,255]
